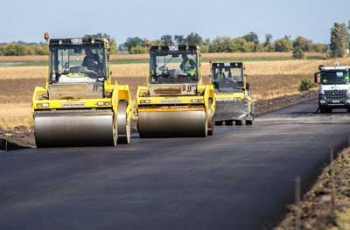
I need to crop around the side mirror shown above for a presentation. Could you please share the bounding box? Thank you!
[314,72,320,84]
[110,71,113,76]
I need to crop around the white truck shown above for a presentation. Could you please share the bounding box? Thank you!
[314,63,350,113]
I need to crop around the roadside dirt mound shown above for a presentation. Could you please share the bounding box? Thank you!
[255,91,318,115]
[276,149,350,230]
[0,126,34,150]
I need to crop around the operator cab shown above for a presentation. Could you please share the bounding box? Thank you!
[46,38,110,100]
[212,62,244,92]
[149,45,199,84]
[48,38,108,84]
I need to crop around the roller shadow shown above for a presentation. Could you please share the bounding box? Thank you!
[0,139,30,152]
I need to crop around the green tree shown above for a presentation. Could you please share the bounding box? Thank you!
[174,35,186,45]
[242,32,259,44]
[293,36,313,51]
[274,38,293,52]
[230,38,254,52]
[264,34,273,46]
[312,43,325,53]
[160,35,174,45]
[123,37,145,53]
[330,22,349,57]
[293,46,304,59]
[129,45,148,54]
[186,33,203,45]
[208,37,254,53]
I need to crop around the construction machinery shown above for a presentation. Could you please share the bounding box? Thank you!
[32,34,131,147]
[136,45,215,137]
[210,62,254,126]
[314,62,350,113]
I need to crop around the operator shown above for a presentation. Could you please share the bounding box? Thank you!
[217,68,225,80]
[82,48,100,71]
[180,53,196,77]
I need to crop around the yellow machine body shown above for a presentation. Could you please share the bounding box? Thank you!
[32,38,131,147]
[211,62,254,126]
[136,45,215,137]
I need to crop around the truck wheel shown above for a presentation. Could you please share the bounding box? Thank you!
[225,120,234,126]
[235,120,243,126]
[246,120,253,126]
[215,121,223,126]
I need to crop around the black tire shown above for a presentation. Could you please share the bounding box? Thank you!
[320,107,331,114]
[246,120,253,126]
[207,99,214,136]
[235,120,243,126]
[215,121,224,126]
[225,120,234,126]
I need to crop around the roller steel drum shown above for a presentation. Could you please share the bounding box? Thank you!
[34,110,115,147]
[138,110,207,138]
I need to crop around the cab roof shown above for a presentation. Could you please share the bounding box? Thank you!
[49,38,109,47]
[149,45,199,52]
[320,66,350,71]
[212,62,243,68]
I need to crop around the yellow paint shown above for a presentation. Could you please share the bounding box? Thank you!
[32,39,132,123]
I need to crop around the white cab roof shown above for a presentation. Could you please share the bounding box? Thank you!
[321,66,350,71]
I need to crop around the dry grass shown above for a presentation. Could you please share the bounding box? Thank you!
[0,52,326,62]
[0,103,32,128]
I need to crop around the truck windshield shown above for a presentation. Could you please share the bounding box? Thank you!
[150,51,199,84]
[49,45,106,83]
[212,66,243,91]
[321,71,349,84]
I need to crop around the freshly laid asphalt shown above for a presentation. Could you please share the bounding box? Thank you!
[1,99,350,230]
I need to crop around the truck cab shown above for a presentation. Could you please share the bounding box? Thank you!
[314,63,350,113]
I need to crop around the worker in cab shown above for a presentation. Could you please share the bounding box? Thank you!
[217,68,225,81]
[82,48,100,71]
[180,53,196,77]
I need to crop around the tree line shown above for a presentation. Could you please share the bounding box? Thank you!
[0,21,349,58]
[120,32,328,56]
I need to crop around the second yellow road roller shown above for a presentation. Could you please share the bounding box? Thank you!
[32,34,132,147]
[136,45,215,137]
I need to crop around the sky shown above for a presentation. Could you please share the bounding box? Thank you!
[1,0,349,44]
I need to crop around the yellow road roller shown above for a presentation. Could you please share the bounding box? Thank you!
[136,45,215,137]
[32,35,131,147]
[211,62,254,126]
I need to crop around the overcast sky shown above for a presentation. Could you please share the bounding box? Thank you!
[1,0,349,44]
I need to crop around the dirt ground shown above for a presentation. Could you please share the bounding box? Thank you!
[275,148,350,230]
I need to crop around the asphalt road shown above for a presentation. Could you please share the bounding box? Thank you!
[1,99,350,230]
